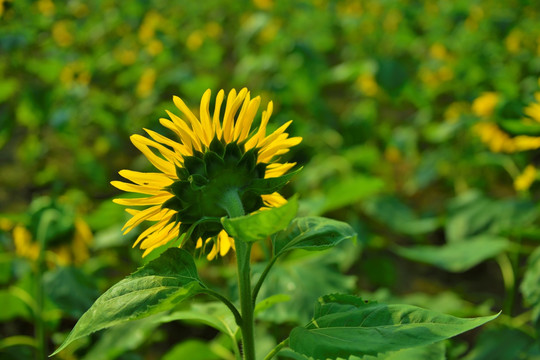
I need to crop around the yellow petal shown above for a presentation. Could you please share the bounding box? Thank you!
[119,169,174,186]
[264,162,296,178]
[113,193,174,206]
[130,135,177,176]
[173,95,208,147]
[213,90,225,139]
[111,181,163,195]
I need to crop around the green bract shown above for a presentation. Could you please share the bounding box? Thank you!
[161,138,292,240]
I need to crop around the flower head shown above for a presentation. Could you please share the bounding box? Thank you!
[112,89,302,258]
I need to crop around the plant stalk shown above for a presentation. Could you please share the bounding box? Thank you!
[220,189,256,360]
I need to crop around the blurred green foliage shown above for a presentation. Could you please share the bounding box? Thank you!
[2,0,540,359]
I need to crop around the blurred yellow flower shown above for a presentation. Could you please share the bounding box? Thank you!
[186,30,204,51]
[356,73,379,96]
[205,22,223,39]
[60,62,91,88]
[13,225,40,261]
[524,100,540,123]
[475,122,540,153]
[146,39,163,56]
[114,48,138,65]
[136,68,156,98]
[259,19,281,43]
[37,0,55,16]
[12,219,92,265]
[383,9,402,33]
[111,89,301,258]
[444,102,469,123]
[0,218,14,231]
[253,0,273,10]
[138,11,163,44]
[514,165,537,191]
[71,2,89,18]
[472,92,499,117]
[474,122,515,153]
[430,43,449,60]
[52,20,74,47]
[505,30,522,54]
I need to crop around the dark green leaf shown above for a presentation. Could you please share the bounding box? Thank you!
[359,342,446,360]
[362,196,439,235]
[290,294,499,359]
[81,316,162,360]
[43,267,100,318]
[521,246,540,323]
[245,167,302,194]
[393,235,510,272]
[462,327,536,360]
[255,251,356,324]
[272,216,356,256]
[221,195,298,243]
[51,248,202,356]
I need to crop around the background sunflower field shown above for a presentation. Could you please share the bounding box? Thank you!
[2,0,540,359]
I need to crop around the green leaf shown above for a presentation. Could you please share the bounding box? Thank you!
[521,246,540,323]
[245,167,302,194]
[289,294,499,360]
[254,294,291,316]
[255,251,357,324]
[303,175,384,216]
[499,119,540,136]
[393,235,510,272]
[162,339,222,360]
[160,302,239,337]
[43,267,100,318]
[0,290,32,321]
[221,195,298,243]
[81,316,162,360]
[462,327,536,360]
[51,248,202,356]
[445,191,537,243]
[272,217,357,257]
[358,342,446,360]
[362,196,439,235]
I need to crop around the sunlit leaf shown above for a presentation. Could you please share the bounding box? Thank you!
[51,248,202,355]
[221,195,298,243]
[162,339,222,360]
[290,294,499,359]
[272,216,356,256]
[394,235,510,272]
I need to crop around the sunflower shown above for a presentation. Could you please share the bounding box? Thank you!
[112,88,302,258]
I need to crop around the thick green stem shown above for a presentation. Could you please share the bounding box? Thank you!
[220,188,256,360]
[236,241,256,360]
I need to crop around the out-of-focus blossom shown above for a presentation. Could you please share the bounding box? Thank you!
[136,68,156,98]
[186,30,204,51]
[472,92,499,117]
[37,0,55,16]
[52,20,75,47]
[514,165,537,191]
[356,73,379,96]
